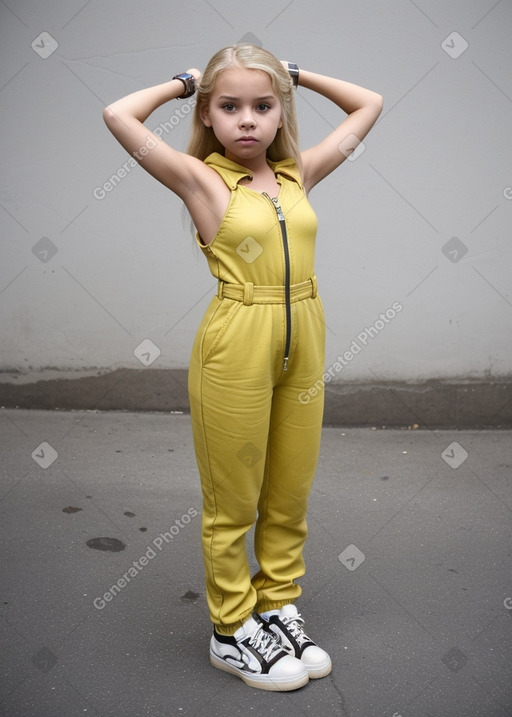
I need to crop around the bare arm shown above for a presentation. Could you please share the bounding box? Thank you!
[103,70,231,243]
[297,69,383,192]
[102,69,209,199]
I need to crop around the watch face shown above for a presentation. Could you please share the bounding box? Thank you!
[174,73,195,97]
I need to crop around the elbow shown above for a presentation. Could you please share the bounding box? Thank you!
[364,92,383,123]
[102,105,116,127]
[374,92,384,115]
[102,105,127,134]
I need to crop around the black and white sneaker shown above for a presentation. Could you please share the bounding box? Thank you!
[263,604,332,679]
[210,613,309,691]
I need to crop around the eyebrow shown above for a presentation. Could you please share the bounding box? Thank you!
[217,95,275,101]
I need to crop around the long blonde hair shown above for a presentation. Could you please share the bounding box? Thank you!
[186,44,302,175]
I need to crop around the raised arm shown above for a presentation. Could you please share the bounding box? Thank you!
[102,69,207,199]
[297,69,383,192]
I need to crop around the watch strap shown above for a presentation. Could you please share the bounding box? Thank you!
[172,72,196,99]
[287,62,299,88]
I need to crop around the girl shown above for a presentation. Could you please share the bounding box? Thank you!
[104,43,382,692]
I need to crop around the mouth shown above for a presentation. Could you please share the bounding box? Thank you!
[237,136,258,145]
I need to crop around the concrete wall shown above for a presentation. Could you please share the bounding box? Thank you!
[1,0,511,424]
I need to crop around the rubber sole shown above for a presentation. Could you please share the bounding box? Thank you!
[304,655,332,679]
[209,651,309,692]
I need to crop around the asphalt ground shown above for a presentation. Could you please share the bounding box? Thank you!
[1,409,511,717]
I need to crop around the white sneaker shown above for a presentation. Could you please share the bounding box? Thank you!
[210,613,309,691]
[263,604,332,679]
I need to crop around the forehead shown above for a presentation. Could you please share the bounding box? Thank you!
[213,66,275,97]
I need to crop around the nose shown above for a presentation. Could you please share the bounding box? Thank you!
[239,111,256,129]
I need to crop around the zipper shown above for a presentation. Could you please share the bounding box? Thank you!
[263,192,291,371]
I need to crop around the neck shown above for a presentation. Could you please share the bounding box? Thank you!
[224,150,270,174]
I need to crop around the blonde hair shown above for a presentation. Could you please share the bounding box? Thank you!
[186,44,302,175]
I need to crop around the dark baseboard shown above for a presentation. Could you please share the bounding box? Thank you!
[0,369,511,428]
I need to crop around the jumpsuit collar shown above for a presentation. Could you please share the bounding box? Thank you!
[204,152,302,190]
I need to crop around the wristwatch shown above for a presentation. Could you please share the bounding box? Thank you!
[172,72,196,99]
[286,62,299,88]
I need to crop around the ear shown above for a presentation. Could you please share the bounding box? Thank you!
[200,103,212,127]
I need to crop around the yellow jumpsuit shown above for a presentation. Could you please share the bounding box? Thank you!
[188,152,325,635]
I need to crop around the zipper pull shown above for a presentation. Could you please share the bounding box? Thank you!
[271,197,285,222]
[263,192,285,221]
[283,356,289,371]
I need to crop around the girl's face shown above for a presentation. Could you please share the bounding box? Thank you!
[201,66,283,165]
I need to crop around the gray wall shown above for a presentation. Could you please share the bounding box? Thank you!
[1,1,511,411]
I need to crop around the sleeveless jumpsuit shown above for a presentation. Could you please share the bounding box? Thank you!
[188,152,326,635]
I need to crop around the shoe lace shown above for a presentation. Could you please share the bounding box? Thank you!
[249,625,283,661]
[281,612,311,647]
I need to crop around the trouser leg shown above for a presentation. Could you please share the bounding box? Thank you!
[252,298,326,612]
[252,381,324,612]
[188,299,276,635]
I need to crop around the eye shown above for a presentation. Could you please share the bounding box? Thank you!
[257,103,271,111]
[222,103,236,111]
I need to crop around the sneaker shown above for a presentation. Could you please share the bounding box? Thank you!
[263,604,332,679]
[210,613,309,691]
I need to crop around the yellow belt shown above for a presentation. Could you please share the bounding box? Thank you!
[217,276,318,306]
